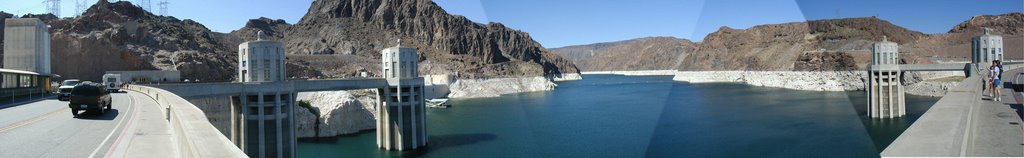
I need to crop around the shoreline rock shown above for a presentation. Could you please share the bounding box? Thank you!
[673,70,966,96]
[905,81,959,97]
[580,70,676,76]
[448,76,557,98]
[550,73,583,81]
[295,90,378,138]
[673,71,867,91]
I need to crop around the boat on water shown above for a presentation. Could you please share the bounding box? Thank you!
[426,98,450,108]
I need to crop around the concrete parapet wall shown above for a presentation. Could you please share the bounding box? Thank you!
[881,75,980,156]
[123,85,247,158]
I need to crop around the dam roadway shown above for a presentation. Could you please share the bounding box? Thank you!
[0,91,174,158]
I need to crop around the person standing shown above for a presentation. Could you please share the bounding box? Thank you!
[990,60,1002,101]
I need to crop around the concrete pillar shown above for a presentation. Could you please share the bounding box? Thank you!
[868,37,906,118]
[230,88,295,158]
[377,42,428,150]
[868,70,905,118]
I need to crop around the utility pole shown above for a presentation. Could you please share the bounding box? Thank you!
[158,0,168,16]
[43,0,61,17]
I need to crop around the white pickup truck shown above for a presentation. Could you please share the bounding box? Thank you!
[102,74,122,92]
[58,79,81,101]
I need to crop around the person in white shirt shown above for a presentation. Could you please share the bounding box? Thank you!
[989,60,1002,101]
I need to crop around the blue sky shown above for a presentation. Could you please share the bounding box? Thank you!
[1,0,1021,48]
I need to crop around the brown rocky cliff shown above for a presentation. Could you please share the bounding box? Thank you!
[44,0,236,81]
[285,0,579,79]
[551,37,695,71]
[678,17,924,71]
[912,12,1023,60]
[547,40,625,69]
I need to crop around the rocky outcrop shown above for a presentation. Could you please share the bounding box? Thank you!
[901,71,965,96]
[672,70,970,95]
[25,0,238,81]
[905,81,959,97]
[912,12,1024,60]
[556,13,1021,73]
[295,90,379,138]
[217,17,292,47]
[673,71,867,91]
[284,0,579,79]
[550,37,695,71]
[550,73,582,81]
[679,17,925,71]
[448,76,556,98]
[948,12,1023,35]
[2,0,582,82]
[547,40,625,70]
[794,51,857,71]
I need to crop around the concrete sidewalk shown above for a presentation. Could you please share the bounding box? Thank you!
[882,68,1024,157]
[105,91,176,158]
[969,83,1024,156]
[967,67,1024,157]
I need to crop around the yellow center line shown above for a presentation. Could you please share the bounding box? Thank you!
[0,106,65,134]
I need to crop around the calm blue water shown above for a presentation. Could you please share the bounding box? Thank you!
[297,75,937,158]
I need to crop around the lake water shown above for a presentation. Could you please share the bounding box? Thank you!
[297,74,938,157]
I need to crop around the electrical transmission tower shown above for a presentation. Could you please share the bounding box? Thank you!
[43,0,61,17]
[158,0,168,16]
[75,0,87,16]
[135,0,151,12]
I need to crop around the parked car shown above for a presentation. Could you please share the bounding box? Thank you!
[68,82,112,117]
[57,79,82,101]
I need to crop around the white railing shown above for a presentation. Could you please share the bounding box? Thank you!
[124,84,247,158]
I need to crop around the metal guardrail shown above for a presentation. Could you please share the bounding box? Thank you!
[123,85,247,158]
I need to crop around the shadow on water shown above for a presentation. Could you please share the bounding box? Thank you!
[297,129,375,143]
[426,133,497,150]
[845,91,939,151]
[74,109,120,120]
[395,133,500,157]
[298,131,497,158]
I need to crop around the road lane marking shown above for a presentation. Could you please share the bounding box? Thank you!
[0,106,64,134]
[88,94,136,158]
[103,93,143,158]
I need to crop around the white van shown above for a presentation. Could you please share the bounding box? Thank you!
[102,73,122,92]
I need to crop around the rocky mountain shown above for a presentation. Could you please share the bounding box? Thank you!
[3,0,238,81]
[2,0,578,81]
[912,12,1024,61]
[550,37,696,71]
[682,13,1022,71]
[547,40,626,69]
[282,0,579,79]
[217,17,292,47]
[793,51,856,71]
[678,17,926,71]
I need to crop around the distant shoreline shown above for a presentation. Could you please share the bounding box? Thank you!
[580,70,676,76]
